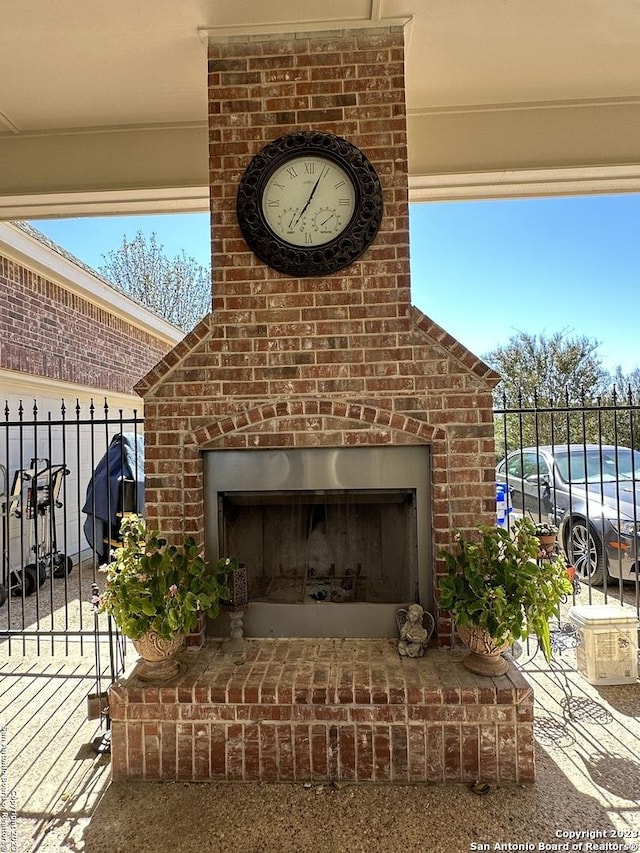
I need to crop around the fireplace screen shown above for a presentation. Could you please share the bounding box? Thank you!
[221,489,416,604]
[204,446,431,636]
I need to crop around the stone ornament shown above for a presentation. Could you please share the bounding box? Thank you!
[396,604,435,658]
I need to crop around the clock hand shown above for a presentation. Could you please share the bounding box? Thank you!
[293,173,323,226]
[318,212,336,227]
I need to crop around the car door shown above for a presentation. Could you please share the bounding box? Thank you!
[497,452,525,513]
[521,451,553,521]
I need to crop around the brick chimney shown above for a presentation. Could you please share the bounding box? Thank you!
[135,24,500,644]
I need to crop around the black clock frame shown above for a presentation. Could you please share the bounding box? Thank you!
[236,130,383,277]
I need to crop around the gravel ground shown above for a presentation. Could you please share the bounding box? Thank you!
[2,588,639,853]
[2,644,639,853]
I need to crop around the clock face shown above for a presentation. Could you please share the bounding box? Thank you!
[261,155,357,248]
[236,131,383,277]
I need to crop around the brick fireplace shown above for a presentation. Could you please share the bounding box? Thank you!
[135,23,500,642]
[108,23,536,785]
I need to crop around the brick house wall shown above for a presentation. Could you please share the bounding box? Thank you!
[0,229,179,397]
[136,25,500,644]
[0,221,184,563]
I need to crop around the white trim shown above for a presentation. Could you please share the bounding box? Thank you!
[5,168,640,217]
[0,222,184,345]
[409,165,640,202]
[2,121,206,140]
[198,16,411,43]
[0,187,210,220]
[0,368,144,411]
[408,95,640,117]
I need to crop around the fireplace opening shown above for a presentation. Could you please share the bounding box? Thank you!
[221,489,416,604]
[204,446,431,637]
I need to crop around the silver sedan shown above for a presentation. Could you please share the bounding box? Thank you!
[497,444,640,585]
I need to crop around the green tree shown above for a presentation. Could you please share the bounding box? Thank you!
[100,232,210,332]
[607,366,640,400]
[485,330,610,457]
[486,330,608,408]
[596,367,640,450]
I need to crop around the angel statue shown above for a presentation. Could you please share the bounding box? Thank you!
[396,603,435,658]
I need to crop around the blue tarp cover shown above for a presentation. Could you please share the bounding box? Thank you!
[82,433,144,560]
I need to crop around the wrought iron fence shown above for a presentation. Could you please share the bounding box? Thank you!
[0,399,143,684]
[495,389,640,620]
[2,392,639,663]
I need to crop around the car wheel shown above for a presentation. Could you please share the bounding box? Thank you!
[567,519,606,585]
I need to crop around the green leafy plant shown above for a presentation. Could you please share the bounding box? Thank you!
[96,514,238,640]
[439,517,573,662]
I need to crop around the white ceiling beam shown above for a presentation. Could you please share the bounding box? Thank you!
[3,101,640,218]
[0,123,208,197]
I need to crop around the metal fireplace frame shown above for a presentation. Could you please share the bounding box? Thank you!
[203,445,432,638]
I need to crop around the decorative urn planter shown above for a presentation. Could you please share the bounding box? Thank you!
[439,519,574,673]
[534,523,559,557]
[95,515,239,681]
[131,632,184,682]
[537,534,557,556]
[456,625,511,676]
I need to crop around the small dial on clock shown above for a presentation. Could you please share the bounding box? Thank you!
[277,207,307,239]
[312,207,343,237]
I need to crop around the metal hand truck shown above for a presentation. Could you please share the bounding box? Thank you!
[8,458,73,597]
[0,464,8,607]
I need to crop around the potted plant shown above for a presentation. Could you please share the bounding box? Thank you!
[439,517,573,675]
[532,520,559,556]
[95,514,238,680]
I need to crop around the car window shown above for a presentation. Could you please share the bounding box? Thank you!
[615,448,640,480]
[556,452,584,482]
[537,455,551,478]
[557,448,640,483]
[505,455,523,478]
[521,452,550,480]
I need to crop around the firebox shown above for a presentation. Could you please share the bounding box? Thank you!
[204,446,431,637]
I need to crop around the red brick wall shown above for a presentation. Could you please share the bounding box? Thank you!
[109,640,535,784]
[137,26,500,643]
[0,254,173,395]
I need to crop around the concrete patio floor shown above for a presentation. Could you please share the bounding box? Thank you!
[1,624,639,853]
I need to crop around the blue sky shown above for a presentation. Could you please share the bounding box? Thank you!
[29,193,640,373]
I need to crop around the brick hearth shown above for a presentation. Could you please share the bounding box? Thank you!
[108,640,534,784]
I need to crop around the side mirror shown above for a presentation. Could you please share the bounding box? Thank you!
[524,474,550,486]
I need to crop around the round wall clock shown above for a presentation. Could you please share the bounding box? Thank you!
[236,130,383,277]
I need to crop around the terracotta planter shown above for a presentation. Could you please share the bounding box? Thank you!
[456,624,511,676]
[537,533,557,556]
[131,631,183,682]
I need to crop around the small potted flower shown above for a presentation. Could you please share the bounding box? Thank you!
[95,514,238,681]
[533,520,559,556]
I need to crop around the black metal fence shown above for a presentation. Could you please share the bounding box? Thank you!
[2,392,639,664]
[495,390,640,619]
[0,399,144,684]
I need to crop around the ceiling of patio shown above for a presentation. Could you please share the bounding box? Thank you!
[2,0,640,218]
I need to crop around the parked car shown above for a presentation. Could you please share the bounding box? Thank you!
[496,445,640,585]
